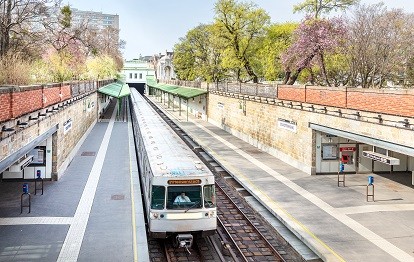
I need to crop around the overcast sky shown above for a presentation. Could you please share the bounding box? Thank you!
[65,0,414,60]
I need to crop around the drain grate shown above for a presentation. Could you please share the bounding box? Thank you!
[111,194,125,200]
[81,151,96,156]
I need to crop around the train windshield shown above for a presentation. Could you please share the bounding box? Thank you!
[167,186,202,210]
[151,186,165,210]
[203,185,216,208]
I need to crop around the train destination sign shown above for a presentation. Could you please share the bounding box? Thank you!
[168,179,201,185]
[362,151,400,165]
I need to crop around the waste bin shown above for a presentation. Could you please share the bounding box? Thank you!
[339,163,344,172]
[23,183,29,194]
[368,176,374,185]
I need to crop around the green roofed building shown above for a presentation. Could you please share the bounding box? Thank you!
[98,80,131,118]
[121,58,155,94]
[145,76,208,121]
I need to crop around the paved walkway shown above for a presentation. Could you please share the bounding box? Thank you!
[149,96,414,262]
[0,100,148,261]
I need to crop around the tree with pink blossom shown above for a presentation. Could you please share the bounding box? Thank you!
[281,17,346,85]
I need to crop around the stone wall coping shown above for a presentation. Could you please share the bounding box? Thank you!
[277,84,305,89]
[16,85,43,92]
[0,86,14,94]
[277,84,414,95]
[0,85,44,93]
[346,87,414,95]
[305,85,347,91]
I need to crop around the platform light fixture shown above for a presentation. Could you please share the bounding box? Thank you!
[377,114,383,124]
[29,115,38,121]
[400,118,410,128]
[17,120,28,127]
[2,125,14,132]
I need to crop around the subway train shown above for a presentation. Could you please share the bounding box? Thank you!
[129,89,216,248]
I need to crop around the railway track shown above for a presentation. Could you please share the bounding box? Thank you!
[144,96,308,262]
[215,179,286,261]
[148,235,224,261]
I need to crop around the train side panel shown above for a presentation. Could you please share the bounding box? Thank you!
[130,89,217,239]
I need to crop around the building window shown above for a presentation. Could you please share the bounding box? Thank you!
[139,73,142,79]
[129,73,132,79]
[134,73,137,79]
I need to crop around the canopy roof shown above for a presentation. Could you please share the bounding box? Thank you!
[146,76,207,99]
[98,81,131,98]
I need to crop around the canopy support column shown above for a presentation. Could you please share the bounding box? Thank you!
[179,97,182,116]
[186,99,189,122]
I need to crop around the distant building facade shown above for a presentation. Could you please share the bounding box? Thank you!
[121,59,155,94]
[152,51,176,81]
[71,8,119,30]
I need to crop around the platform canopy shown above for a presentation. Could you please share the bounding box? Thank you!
[98,81,131,98]
[146,76,207,99]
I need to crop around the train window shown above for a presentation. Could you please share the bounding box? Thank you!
[166,186,202,209]
[151,186,165,209]
[203,185,216,208]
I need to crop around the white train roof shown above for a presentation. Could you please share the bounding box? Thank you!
[131,89,212,178]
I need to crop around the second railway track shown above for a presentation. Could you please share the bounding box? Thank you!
[215,179,286,261]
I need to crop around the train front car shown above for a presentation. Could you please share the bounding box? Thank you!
[130,89,216,248]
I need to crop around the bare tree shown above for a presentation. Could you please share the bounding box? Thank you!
[0,0,57,58]
[294,0,359,19]
[346,4,414,88]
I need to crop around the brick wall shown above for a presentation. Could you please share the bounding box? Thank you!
[61,85,71,101]
[11,87,43,118]
[0,80,112,125]
[347,89,414,117]
[0,92,11,122]
[277,85,306,102]
[43,86,61,107]
[277,85,414,117]
[305,86,347,108]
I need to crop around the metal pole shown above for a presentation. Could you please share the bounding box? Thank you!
[186,99,189,122]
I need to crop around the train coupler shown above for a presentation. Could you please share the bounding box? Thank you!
[176,234,193,250]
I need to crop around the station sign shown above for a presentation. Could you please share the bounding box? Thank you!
[168,179,201,185]
[362,151,400,165]
[277,118,297,133]
[63,118,72,134]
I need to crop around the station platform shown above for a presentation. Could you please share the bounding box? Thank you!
[0,100,149,261]
[148,96,414,262]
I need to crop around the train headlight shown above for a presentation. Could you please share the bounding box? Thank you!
[208,211,216,218]
[150,212,160,219]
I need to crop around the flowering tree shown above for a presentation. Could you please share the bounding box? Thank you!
[281,17,346,85]
[85,54,118,80]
